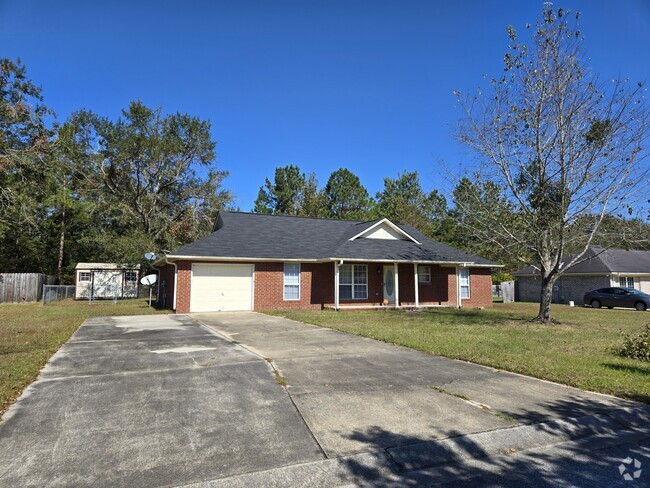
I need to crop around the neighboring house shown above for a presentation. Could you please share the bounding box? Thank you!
[513,247,650,305]
[155,211,498,313]
[75,263,141,300]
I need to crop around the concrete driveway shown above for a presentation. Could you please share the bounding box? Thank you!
[0,315,323,487]
[1,312,648,487]
[194,312,638,457]
[193,312,650,486]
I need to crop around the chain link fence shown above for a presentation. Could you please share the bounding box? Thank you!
[42,285,76,304]
[43,283,154,305]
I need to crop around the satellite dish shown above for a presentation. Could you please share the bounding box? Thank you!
[140,274,158,286]
[144,252,157,262]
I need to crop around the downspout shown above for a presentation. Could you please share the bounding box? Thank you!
[165,257,178,311]
[335,260,344,310]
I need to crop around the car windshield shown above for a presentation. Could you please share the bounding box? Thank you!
[624,288,642,295]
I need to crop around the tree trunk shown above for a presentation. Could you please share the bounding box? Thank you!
[535,275,555,322]
[57,203,65,283]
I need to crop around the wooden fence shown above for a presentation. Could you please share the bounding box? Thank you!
[0,273,58,303]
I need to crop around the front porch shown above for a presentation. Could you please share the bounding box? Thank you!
[332,261,467,310]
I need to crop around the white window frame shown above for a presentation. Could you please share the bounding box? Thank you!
[79,271,91,282]
[125,270,138,282]
[460,268,470,299]
[619,276,635,289]
[418,265,431,284]
[283,263,301,300]
[339,264,368,300]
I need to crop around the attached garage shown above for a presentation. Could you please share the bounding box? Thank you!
[190,263,254,312]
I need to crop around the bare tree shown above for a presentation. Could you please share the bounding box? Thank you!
[453,5,648,322]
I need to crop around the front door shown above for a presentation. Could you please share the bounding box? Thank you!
[383,266,395,304]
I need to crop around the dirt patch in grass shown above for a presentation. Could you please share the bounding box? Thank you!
[0,299,170,416]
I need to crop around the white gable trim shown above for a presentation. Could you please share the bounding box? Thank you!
[348,218,420,244]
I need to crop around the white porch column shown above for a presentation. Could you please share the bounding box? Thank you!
[394,262,399,309]
[413,263,419,308]
[334,261,340,310]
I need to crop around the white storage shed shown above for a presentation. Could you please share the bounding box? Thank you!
[75,263,141,300]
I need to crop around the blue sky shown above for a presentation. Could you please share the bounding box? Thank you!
[2,1,649,210]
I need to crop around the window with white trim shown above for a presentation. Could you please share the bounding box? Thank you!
[284,263,300,300]
[79,272,91,282]
[460,268,470,299]
[125,270,138,282]
[418,265,431,283]
[339,264,368,299]
[619,276,635,289]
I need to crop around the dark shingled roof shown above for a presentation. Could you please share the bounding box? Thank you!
[168,211,497,265]
[513,247,650,276]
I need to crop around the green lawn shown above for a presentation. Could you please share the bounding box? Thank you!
[0,299,169,416]
[266,303,650,403]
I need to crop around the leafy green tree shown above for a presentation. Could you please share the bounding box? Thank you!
[0,58,54,272]
[61,101,233,258]
[449,177,521,270]
[323,168,372,220]
[375,171,451,238]
[253,165,314,216]
[453,6,648,322]
[300,173,327,218]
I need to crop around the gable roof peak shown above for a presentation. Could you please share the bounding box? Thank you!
[348,217,421,244]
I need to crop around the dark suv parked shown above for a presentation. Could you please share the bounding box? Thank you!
[583,287,649,311]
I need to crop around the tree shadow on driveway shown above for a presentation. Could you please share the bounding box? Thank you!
[336,395,649,487]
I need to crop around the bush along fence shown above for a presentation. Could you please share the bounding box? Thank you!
[0,273,58,303]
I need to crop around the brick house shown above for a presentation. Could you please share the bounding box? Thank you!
[513,247,650,306]
[155,211,498,313]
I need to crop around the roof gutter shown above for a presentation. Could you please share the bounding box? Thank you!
[162,255,322,263]
[328,258,501,267]
[160,255,501,267]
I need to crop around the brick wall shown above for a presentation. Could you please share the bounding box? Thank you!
[397,264,454,306]
[169,259,493,312]
[516,275,610,305]
[175,260,192,313]
[254,262,324,310]
[255,262,385,309]
[462,267,492,308]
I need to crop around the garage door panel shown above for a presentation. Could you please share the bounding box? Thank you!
[190,264,253,312]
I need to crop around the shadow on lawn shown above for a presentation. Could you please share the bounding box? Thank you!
[336,395,648,487]
[602,362,650,376]
[418,307,530,324]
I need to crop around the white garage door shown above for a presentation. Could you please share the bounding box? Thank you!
[190,264,253,312]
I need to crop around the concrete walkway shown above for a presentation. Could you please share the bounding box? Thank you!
[0,315,323,487]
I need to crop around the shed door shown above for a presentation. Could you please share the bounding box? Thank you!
[190,264,253,312]
[93,271,122,298]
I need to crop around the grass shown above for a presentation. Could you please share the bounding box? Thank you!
[266,303,650,403]
[264,357,289,387]
[0,299,169,416]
